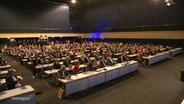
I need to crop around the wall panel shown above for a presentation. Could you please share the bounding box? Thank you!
[84,31,184,39]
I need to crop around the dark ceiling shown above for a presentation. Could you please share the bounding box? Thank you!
[1,0,69,5]
[0,0,105,7]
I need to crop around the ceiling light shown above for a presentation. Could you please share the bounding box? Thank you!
[167,3,171,6]
[71,0,76,4]
[165,0,175,6]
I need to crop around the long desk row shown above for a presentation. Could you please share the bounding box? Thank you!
[58,61,139,96]
[44,64,87,75]
[35,59,79,69]
[169,48,183,56]
[0,85,36,104]
[143,52,170,65]
[143,48,183,65]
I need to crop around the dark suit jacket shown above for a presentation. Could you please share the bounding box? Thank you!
[117,56,124,63]
[86,63,96,71]
[79,57,88,64]
[6,75,18,90]
[99,60,107,68]
[63,60,70,67]
[53,63,61,69]
[106,57,115,66]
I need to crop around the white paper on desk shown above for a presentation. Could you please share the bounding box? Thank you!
[15,83,22,88]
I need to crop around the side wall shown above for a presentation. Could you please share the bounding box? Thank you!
[0,33,83,38]
[83,31,184,39]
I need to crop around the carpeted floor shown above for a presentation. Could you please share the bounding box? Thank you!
[1,53,184,104]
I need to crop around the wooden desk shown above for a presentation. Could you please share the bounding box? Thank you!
[0,85,36,104]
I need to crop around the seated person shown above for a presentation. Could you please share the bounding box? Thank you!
[57,65,71,79]
[98,56,107,68]
[44,57,50,64]
[72,61,81,74]
[0,57,7,66]
[86,59,98,71]
[79,55,88,64]
[6,69,23,90]
[53,60,61,69]
[137,52,144,65]
[63,56,71,67]
[117,52,128,63]
[0,82,5,92]
[31,57,38,78]
[117,55,124,63]
[38,57,45,65]
[106,56,115,66]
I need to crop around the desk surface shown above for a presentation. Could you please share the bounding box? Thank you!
[142,52,169,59]
[58,61,138,84]
[0,65,11,69]
[0,70,8,75]
[143,48,183,59]
[127,54,138,57]
[181,99,184,104]
[0,85,35,101]
[45,64,87,75]
[114,53,122,56]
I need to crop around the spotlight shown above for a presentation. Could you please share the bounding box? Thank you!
[71,0,76,4]
[165,0,175,6]
[167,3,171,6]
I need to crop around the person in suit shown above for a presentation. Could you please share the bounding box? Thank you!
[31,57,39,78]
[57,65,71,79]
[117,55,124,63]
[53,60,61,69]
[86,59,98,71]
[63,56,71,67]
[0,58,7,66]
[117,51,129,63]
[106,55,115,66]
[79,55,88,64]
[98,56,107,68]
[6,69,23,90]
[0,82,5,92]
